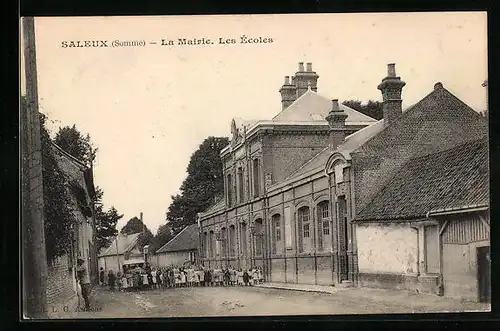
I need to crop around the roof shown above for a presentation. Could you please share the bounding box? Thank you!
[279,119,386,184]
[156,224,199,253]
[272,89,377,124]
[354,138,489,222]
[99,232,141,257]
[201,197,226,216]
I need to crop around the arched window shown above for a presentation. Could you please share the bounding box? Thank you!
[221,227,227,257]
[297,206,310,253]
[203,232,208,258]
[209,230,215,258]
[317,201,331,251]
[227,173,233,207]
[229,225,236,256]
[240,223,248,257]
[254,219,263,256]
[271,214,281,254]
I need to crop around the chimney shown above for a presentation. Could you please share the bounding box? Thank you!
[325,99,348,148]
[377,63,406,127]
[294,61,319,98]
[279,75,296,110]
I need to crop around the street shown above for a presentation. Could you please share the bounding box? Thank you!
[50,285,490,319]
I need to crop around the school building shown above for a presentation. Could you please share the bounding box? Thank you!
[197,62,489,301]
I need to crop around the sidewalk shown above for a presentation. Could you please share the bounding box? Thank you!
[256,282,339,295]
[255,282,491,313]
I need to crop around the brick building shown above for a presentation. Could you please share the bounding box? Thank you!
[197,62,488,295]
[47,142,97,313]
[354,138,489,302]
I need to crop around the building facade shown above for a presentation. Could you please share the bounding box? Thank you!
[198,62,489,295]
[47,142,97,313]
[98,232,144,273]
[154,224,198,267]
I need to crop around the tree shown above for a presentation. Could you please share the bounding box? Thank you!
[53,125,120,253]
[121,216,153,250]
[39,110,76,262]
[165,136,229,231]
[94,202,122,252]
[54,125,97,166]
[343,100,384,120]
[149,223,175,253]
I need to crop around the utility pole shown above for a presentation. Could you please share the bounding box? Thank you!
[21,16,48,319]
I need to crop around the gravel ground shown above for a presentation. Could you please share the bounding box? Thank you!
[53,285,490,319]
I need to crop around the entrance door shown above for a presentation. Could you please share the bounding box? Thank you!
[477,246,491,302]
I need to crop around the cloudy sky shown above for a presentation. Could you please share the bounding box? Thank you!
[21,12,487,233]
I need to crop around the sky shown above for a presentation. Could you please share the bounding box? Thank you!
[20,12,488,234]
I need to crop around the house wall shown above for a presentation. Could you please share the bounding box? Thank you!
[46,254,79,315]
[156,250,196,267]
[441,212,490,302]
[356,222,421,292]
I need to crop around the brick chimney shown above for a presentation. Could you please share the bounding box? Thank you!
[279,76,296,110]
[377,63,406,127]
[294,62,319,99]
[325,99,348,148]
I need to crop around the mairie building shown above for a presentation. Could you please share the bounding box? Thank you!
[197,62,489,299]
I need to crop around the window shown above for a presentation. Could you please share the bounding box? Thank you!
[253,158,260,197]
[203,232,208,257]
[303,223,310,238]
[237,167,244,203]
[318,201,330,236]
[272,214,281,254]
[209,231,215,257]
[221,228,227,257]
[335,165,344,184]
[323,221,330,235]
[227,173,233,207]
[297,206,310,252]
[254,219,263,256]
[240,223,247,257]
[229,225,236,256]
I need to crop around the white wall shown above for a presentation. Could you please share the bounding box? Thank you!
[157,251,192,267]
[356,222,418,274]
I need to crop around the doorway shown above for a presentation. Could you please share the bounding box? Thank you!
[477,246,491,303]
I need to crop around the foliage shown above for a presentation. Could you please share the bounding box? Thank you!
[342,100,384,120]
[54,125,97,166]
[39,112,77,262]
[165,136,229,232]
[121,216,153,250]
[149,223,175,253]
[53,125,121,253]
[94,202,122,252]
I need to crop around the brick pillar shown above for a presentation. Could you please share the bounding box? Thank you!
[22,16,48,319]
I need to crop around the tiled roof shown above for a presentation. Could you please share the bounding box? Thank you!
[272,89,377,124]
[281,119,386,183]
[156,224,199,253]
[201,197,226,216]
[354,138,489,221]
[99,232,141,257]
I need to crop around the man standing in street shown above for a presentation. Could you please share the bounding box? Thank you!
[99,267,105,286]
[77,258,91,311]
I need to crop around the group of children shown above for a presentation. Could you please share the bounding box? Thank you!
[100,264,265,291]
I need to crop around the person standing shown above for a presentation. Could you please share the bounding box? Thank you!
[99,267,105,286]
[108,270,116,291]
[76,258,91,311]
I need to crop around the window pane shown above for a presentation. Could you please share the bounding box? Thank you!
[304,224,310,238]
[323,220,330,235]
